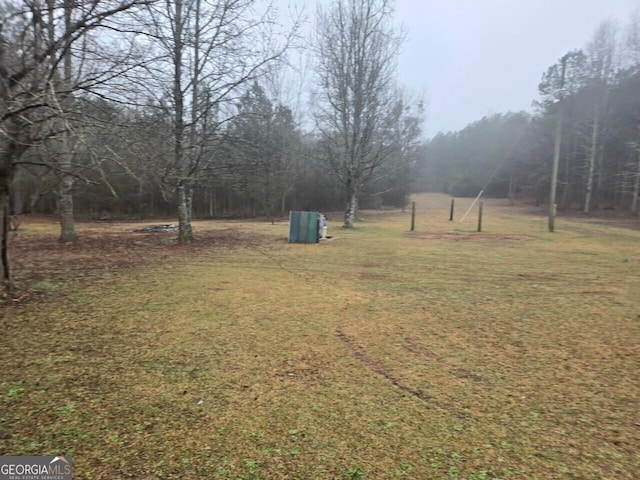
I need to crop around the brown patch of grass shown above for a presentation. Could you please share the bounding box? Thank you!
[4,218,272,306]
[358,272,392,281]
[410,232,534,240]
[411,233,533,240]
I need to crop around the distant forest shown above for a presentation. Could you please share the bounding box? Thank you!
[422,18,640,216]
[2,1,639,242]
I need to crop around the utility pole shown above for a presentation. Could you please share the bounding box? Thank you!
[549,54,567,233]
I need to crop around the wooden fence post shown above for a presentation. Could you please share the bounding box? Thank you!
[410,201,416,231]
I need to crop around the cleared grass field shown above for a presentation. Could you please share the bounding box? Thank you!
[1,193,639,479]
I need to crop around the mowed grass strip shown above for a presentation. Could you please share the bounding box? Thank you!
[1,193,639,479]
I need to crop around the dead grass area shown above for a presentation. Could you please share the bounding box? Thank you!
[410,233,534,240]
[4,218,272,305]
[1,194,639,479]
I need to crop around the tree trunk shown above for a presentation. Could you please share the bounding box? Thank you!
[172,0,192,243]
[57,131,77,243]
[50,129,77,242]
[562,136,578,210]
[584,102,600,214]
[281,191,287,217]
[615,172,626,208]
[0,137,21,291]
[265,168,273,224]
[57,170,77,242]
[54,0,77,243]
[549,56,566,231]
[0,140,20,290]
[594,146,605,209]
[1,188,10,290]
[508,170,516,205]
[186,185,193,223]
[177,183,193,242]
[344,178,358,228]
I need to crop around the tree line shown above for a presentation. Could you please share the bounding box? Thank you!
[420,17,640,217]
[1,0,422,288]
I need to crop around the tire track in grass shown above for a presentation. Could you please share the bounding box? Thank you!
[335,324,468,418]
[402,337,491,385]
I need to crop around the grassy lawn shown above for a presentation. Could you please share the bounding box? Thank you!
[1,193,639,479]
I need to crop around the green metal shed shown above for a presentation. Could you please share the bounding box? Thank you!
[288,211,319,243]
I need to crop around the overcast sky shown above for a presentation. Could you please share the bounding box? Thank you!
[396,0,639,136]
[277,0,639,136]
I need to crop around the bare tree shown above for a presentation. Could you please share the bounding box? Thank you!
[363,89,424,208]
[584,20,617,213]
[139,0,296,242]
[625,7,640,68]
[625,11,640,215]
[44,0,79,242]
[0,0,146,288]
[313,0,404,228]
[538,50,587,230]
